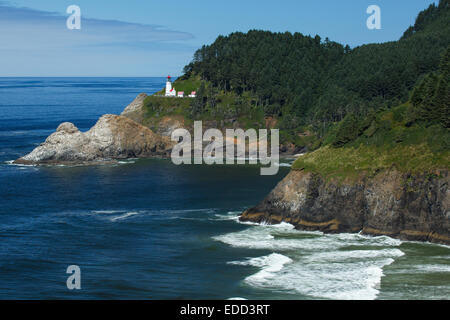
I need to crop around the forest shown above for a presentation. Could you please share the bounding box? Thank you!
[180,0,449,146]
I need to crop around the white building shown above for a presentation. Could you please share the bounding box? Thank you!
[165,75,197,98]
[165,76,176,97]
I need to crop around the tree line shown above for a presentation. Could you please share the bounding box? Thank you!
[182,0,449,139]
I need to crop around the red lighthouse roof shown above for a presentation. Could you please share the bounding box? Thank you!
[167,75,171,80]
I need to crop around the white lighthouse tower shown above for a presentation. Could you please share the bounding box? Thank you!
[165,75,176,97]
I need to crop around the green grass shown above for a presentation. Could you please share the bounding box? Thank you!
[144,77,266,131]
[148,75,323,148]
[154,75,203,96]
[293,144,449,181]
[141,95,194,131]
[293,104,450,181]
[171,76,203,95]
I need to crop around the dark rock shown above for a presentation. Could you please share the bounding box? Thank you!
[240,169,450,244]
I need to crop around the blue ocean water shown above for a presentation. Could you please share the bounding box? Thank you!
[0,78,449,300]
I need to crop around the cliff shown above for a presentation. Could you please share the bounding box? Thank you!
[240,169,450,245]
[14,91,285,165]
[240,103,450,245]
[121,93,188,138]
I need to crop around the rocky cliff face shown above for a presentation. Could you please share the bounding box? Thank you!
[119,93,304,156]
[15,114,173,164]
[120,93,186,138]
[240,169,450,245]
[120,93,148,124]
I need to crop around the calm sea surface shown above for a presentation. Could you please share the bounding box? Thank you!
[0,77,448,299]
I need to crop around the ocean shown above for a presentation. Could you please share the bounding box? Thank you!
[0,77,448,300]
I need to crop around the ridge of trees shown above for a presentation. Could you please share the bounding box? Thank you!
[182,0,449,138]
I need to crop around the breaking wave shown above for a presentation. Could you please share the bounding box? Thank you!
[213,221,405,300]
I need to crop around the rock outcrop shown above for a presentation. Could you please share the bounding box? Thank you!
[14,114,173,164]
[240,169,450,245]
[119,93,302,156]
[120,93,185,138]
[120,93,147,124]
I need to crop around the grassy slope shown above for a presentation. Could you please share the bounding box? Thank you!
[292,104,450,181]
[146,77,323,150]
[154,76,203,96]
[145,79,449,177]
[144,77,266,131]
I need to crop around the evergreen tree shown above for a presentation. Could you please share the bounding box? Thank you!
[181,0,449,138]
[410,46,450,127]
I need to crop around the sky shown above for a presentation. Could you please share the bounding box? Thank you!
[0,0,439,77]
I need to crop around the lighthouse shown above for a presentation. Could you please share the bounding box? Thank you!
[165,75,177,97]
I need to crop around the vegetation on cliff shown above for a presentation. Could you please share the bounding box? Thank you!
[144,0,449,154]
[293,45,449,180]
[182,1,449,137]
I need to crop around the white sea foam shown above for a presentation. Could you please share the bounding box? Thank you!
[306,249,404,263]
[232,254,397,300]
[118,160,136,164]
[5,160,37,168]
[230,253,293,286]
[213,211,241,221]
[405,240,450,249]
[412,264,450,273]
[110,211,140,221]
[274,162,292,167]
[92,210,122,215]
[280,163,292,167]
[214,224,337,251]
[216,219,405,300]
[229,253,292,269]
[335,232,403,247]
[92,208,219,222]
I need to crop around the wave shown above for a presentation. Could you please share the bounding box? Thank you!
[274,162,292,167]
[4,160,36,167]
[215,220,405,300]
[274,257,395,300]
[278,163,292,167]
[411,264,450,273]
[230,253,293,288]
[213,224,333,251]
[307,248,405,263]
[110,211,140,221]
[88,208,220,222]
[3,160,39,171]
[117,160,136,165]
[212,211,241,221]
[91,210,123,215]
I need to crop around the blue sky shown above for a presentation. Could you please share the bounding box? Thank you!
[0,0,438,76]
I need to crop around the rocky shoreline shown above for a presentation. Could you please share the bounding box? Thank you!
[14,93,449,245]
[14,113,173,165]
[15,93,302,165]
[240,169,450,245]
